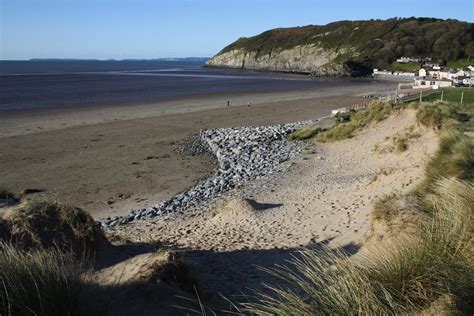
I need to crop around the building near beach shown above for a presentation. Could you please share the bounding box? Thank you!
[413,78,452,89]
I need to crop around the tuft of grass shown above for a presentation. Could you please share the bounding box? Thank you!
[4,200,106,256]
[419,129,474,194]
[316,101,393,142]
[0,187,19,205]
[0,243,89,316]
[393,136,408,153]
[244,178,474,315]
[368,178,474,312]
[288,125,322,141]
[372,194,399,222]
[242,248,407,315]
[415,101,461,130]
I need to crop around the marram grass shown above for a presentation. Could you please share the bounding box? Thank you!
[243,178,474,315]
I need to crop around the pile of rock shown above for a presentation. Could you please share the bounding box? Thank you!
[102,120,317,227]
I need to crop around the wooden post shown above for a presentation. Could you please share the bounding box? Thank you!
[461,91,464,104]
[419,90,423,102]
[441,90,444,102]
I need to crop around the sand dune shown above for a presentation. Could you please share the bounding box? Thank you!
[110,108,438,300]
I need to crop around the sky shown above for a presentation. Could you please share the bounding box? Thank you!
[0,0,472,60]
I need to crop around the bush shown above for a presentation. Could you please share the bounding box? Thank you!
[0,244,89,316]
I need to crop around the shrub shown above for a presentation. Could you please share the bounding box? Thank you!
[0,244,88,316]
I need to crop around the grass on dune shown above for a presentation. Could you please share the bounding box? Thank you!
[5,200,106,256]
[0,187,19,206]
[412,100,474,195]
[243,178,474,315]
[288,125,322,141]
[315,101,393,143]
[245,100,473,315]
[0,243,89,316]
[419,129,474,193]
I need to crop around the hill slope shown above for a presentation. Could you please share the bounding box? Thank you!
[206,18,473,77]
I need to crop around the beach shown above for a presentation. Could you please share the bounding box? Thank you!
[0,81,395,219]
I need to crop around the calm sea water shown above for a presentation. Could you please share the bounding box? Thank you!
[0,60,360,113]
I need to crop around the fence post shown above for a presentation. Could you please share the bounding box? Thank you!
[419,90,423,102]
[461,91,464,104]
[441,90,444,102]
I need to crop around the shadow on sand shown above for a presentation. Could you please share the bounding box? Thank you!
[89,238,361,315]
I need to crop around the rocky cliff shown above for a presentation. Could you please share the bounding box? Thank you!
[206,45,351,76]
[206,18,473,77]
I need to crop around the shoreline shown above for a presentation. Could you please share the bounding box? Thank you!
[0,80,393,138]
[0,81,397,219]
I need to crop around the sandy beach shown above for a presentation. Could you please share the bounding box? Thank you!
[0,81,395,219]
[109,107,438,306]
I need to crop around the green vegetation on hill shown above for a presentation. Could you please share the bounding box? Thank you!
[389,62,420,72]
[219,18,473,72]
[446,59,473,69]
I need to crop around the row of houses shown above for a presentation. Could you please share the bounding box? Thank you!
[373,61,473,88]
[419,67,474,80]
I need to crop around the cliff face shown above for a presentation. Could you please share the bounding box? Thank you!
[206,18,472,77]
[206,45,349,76]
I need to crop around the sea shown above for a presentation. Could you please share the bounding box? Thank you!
[0,59,362,113]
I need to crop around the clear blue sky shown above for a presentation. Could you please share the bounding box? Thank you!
[1,0,472,60]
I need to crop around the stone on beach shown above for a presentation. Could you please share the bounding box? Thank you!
[102,120,318,227]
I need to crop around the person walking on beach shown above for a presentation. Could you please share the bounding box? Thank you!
[247,101,251,107]
[227,100,230,106]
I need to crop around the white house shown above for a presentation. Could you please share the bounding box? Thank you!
[428,70,449,79]
[467,65,474,71]
[414,78,452,89]
[447,70,465,80]
[418,68,427,77]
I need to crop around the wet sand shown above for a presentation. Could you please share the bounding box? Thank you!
[0,81,396,219]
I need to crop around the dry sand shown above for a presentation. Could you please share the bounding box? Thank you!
[0,81,395,219]
[111,108,438,302]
